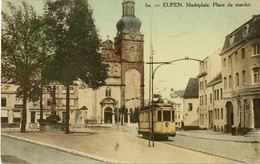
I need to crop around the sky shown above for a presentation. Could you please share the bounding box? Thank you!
[2,0,260,99]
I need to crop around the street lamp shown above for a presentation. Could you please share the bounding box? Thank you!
[147,56,203,147]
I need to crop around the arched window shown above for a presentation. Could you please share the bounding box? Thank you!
[236,73,239,88]
[105,88,111,97]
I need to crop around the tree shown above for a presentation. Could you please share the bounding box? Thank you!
[44,0,108,134]
[1,2,43,132]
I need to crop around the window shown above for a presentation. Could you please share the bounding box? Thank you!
[236,73,240,88]
[241,48,245,59]
[242,70,246,86]
[224,77,227,89]
[205,95,207,105]
[172,111,175,121]
[210,93,212,103]
[202,95,204,105]
[242,24,249,36]
[217,109,219,119]
[235,51,238,61]
[229,75,233,89]
[188,103,193,111]
[202,81,204,90]
[215,109,217,119]
[105,88,111,97]
[214,90,216,100]
[223,58,226,67]
[47,99,52,106]
[252,43,260,56]
[1,97,6,107]
[253,67,260,83]
[221,88,223,99]
[205,80,207,88]
[163,111,171,121]
[31,111,36,123]
[221,108,223,119]
[217,90,219,100]
[228,55,232,66]
[157,110,162,121]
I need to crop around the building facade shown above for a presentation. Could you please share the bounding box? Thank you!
[183,78,199,130]
[220,15,260,132]
[197,49,222,130]
[77,0,144,125]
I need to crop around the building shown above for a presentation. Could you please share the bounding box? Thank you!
[197,49,222,130]
[77,0,144,125]
[183,78,199,130]
[1,0,144,128]
[220,14,260,132]
[1,82,81,129]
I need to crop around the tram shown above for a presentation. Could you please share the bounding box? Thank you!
[138,102,176,140]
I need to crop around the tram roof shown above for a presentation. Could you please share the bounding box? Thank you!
[140,103,173,111]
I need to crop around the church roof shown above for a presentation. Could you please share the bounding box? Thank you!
[116,16,142,35]
[183,78,198,99]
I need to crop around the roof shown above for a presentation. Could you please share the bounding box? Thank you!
[207,72,222,87]
[174,90,185,97]
[220,14,260,54]
[183,78,198,99]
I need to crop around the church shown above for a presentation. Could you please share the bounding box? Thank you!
[77,0,144,125]
[1,0,144,128]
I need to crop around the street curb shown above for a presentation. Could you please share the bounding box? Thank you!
[177,133,260,143]
[162,141,246,163]
[1,133,121,164]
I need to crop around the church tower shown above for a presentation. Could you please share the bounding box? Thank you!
[115,0,144,109]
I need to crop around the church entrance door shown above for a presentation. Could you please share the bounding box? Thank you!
[104,107,112,124]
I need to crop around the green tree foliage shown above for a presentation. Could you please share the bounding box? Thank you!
[1,2,45,132]
[44,0,108,133]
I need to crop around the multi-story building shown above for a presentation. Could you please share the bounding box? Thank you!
[183,78,199,130]
[1,82,80,129]
[220,14,260,132]
[197,49,222,130]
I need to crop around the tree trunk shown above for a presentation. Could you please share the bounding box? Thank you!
[21,92,27,133]
[65,84,70,134]
[39,81,43,123]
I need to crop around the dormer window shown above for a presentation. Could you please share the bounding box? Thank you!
[242,24,249,37]
[229,35,235,45]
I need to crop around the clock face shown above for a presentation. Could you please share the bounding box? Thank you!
[129,30,137,39]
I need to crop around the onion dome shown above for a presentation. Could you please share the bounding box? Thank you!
[116,0,142,35]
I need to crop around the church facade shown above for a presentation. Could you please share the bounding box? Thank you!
[77,0,144,124]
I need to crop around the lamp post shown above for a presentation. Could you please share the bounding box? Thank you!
[147,56,203,147]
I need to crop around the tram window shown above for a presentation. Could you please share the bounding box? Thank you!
[163,111,171,121]
[172,111,175,121]
[157,111,162,121]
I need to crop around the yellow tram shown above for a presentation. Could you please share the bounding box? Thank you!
[138,103,176,140]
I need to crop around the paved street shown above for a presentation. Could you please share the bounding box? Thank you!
[1,126,236,163]
[164,134,260,163]
[1,135,104,164]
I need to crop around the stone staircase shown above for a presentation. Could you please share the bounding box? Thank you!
[244,129,260,137]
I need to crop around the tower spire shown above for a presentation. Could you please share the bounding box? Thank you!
[122,0,135,16]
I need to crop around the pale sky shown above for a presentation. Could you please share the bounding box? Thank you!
[2,0,260,99]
